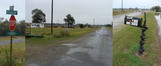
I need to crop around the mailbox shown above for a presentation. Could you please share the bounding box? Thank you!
[124,16,142,27]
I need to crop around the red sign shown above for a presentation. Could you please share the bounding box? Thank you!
[9,15,16,31]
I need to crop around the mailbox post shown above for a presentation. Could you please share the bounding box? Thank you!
[124,12,148,55]
[138,12,148,55]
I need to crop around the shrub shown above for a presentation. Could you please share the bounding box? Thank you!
[79,24,84,29]
[60,28,69,37]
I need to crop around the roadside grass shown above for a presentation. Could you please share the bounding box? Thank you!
[0,42,25,66]
[113,13,156,65]
[0,36,25,41]
[113,10,133,16]
[106,27,112,31]
[25,27,100,45]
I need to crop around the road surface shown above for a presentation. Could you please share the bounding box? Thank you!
[113,12,142,29]
[0,39,25,45]
[155,15,161,36]
[26,27,113,66]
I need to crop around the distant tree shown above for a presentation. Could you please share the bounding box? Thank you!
[17,20,25,35]
[129,8,134,11]
[79,24,84,29]
[151,6,161,12]
[0,17,4,23]
[3,19,9,24]
[135,7,139,11]
[64,14,75,28]
[88,25,91,28]
[106,24,112,27]
[32,8,46,23]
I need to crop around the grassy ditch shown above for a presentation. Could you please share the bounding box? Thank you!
[26,27,100,45]
[0,42,25,66]
[113,13,156,65]
[113,10,133,16]
[0,36,25,41]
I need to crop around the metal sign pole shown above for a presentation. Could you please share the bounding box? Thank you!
[10,35,12,66]
[138,12,148,55]
[6,5,18,65]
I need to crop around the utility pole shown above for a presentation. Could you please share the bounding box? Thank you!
[93,18,95,27]
[58,20,59,24]
[51,0,53,34]
[122,0,123,11]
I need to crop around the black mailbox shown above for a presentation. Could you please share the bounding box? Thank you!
[124,16,142,27]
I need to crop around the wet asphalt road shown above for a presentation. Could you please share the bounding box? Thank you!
[113,12,142,29]
[155,15,161,36]
[27,27,112,66]
[0,39,25,45]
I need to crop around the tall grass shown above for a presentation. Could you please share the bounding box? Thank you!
[26,27,100,45]
[0,43,25,66]
[113,10,133,16]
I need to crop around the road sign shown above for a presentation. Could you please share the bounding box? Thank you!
[6,10,18,15]
[7,31,19,36]
[6,6,18,15]
[9,15,16,31]
[6,5,18,66]
[124,16,142,27]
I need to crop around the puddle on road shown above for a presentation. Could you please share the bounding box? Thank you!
[26,63,39,66]
[155,15,161,35]
[62,44,77,47]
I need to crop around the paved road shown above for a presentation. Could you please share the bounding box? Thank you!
[0,39,25,45]
[155,15,161,36]
[26,27,112,66]
[113,12,142,29]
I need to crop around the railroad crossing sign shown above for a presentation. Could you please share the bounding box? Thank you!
[6,6,18,15]
[124,16,142,27]
[9,15,16,31]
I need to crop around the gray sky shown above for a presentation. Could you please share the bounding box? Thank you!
[0,0,25,22]
[113,0,161,8]
[26,0,112,25]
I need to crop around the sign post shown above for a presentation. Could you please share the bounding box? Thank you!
[6,5,18,65]
[138,12,148,55]
[124,12,148,55]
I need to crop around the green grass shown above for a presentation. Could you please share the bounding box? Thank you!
[26,27,100,45]
[113,10,133,16]
[0,36,25,41]
[0,42,25,66]
[113,13,156,65]
[106,27,112,31]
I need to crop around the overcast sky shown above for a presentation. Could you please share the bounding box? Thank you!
[113,0,161,8]
[26,0,112,25]
[0,0,25,22]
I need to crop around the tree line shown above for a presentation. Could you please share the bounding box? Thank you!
[0,19,25,36]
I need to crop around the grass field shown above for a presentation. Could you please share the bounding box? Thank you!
[0,36,24,41]
[0,42,25,66]
[26,27,100,45]
[113,10,133,16]
[113,13,156,65]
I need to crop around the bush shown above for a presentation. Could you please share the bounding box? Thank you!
[60,28,69,37]
[79,24,84,29]
[88,25,91,28]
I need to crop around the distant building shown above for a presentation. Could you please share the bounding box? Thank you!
[26,23,44,28]
[31,23,44,28]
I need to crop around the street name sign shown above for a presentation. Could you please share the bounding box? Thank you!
[7,31,19,36]
[6,6,18,15]
[6,10,18,15]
